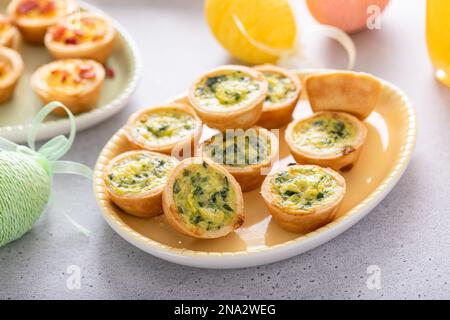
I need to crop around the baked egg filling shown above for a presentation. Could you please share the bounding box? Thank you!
[15,0,64,18]
[131,109,196,146]
[263,71,297,106]
[172,162,238,231]
[0,59,11,81]
[270,166,342,211]
[292,114,358,155]
[203,129,271,167]
[45,61,98,91]
[194,70,260,110]
[107,152,174,195]
[51,16,108,45]
[0,17,12,35]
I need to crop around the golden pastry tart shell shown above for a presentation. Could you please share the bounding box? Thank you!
[304,71,382,120]
[0,16,19,48]
[188,65,268,131]
[0,46,24,104]
[7,0,79,44]
[162,157,245,239]
[199,127,279,192]
[45,12,117,64]
[104,150,178,218]
[261,165,346,234]
[30,59,106,116]
[124,103,203,156]
[254,65,301,129]
[285,111,367,172]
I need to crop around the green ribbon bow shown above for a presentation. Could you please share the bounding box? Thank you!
[0,101,92,179]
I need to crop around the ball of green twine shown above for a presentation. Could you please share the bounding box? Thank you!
[0,151,51,247]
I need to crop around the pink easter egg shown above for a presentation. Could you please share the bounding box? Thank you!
[306,0,390,33]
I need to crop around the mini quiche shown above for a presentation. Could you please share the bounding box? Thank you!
[0,15,19,48]
[162,158,244,239]
[0,46,24,104]
[31,58,105,116]
[304,71,382,120]
[104,150,177,217]
[254,65,301,129]
[45,12,116,64]
[125,103,203,156]
[188,65,268,131]
[285,112,367,172]
[199,127,278,192]
[261,164,346,234]
[7,0,79,44]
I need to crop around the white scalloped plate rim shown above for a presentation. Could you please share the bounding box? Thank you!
[0,1,142,143]
[94,71,416,269]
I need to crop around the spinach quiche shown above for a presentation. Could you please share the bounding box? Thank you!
[0,15,19,48]
[162,158,244,239]
[7,0,78,44]
[304,71,382,120]
[104,150,177,217]
[285,111,367,171]
[199,127,278,191]
[31,58,105,115]
[261,164,345,233]
[188,65,268,131]
[0,46,24,104]
[254,65,301,129]
[45,12,116,64]
[125,103,203,155]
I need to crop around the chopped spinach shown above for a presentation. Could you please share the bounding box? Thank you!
[220,187,229,199]
[331,121,346,138]
[283,190,298,197]
[223,204,233,212]
[205,75,225,90]
[173,180,180,194]
[193,185,204,196]
[210,192,219,204]
[192,215,201,224]
[313,120,325,126]
[147,124,169,137]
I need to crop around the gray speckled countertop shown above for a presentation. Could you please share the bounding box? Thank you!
[1,0,449,300]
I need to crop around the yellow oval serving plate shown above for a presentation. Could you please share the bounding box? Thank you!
[93,70,416,269]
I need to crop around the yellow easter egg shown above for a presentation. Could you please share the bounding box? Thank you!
[205,0,297,65]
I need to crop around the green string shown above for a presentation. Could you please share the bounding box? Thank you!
[0,152,51,247]
[0,102,92,246]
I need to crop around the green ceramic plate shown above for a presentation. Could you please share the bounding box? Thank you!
[0,0,141,143]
